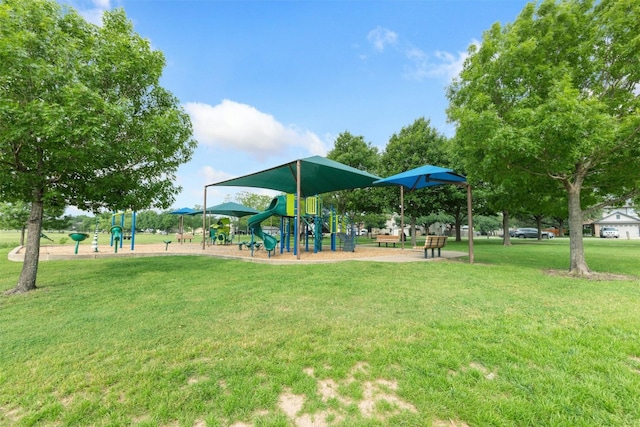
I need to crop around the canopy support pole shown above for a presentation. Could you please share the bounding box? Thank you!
[296,160,301,260]
[202,185,208,250]
[400,186,404,250]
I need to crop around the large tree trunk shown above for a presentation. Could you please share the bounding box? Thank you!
[567,183,590,275]
[534,214,544,240]
[502,210,511,246]
[6,193,44,295]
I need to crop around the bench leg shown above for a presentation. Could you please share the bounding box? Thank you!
[437,248,441,257]
[424,249,429,259]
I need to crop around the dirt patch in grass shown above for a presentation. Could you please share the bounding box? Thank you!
[543,269,636,281]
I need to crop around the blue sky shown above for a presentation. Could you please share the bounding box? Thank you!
[63,0,530,213]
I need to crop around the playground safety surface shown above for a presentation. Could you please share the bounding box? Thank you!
[9,241,468,264]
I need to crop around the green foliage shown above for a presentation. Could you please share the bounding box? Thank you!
[380,118,469,241]
[234,191,273,211]
[0,0,196,292]
[0,1,196,211]
[361,212,387,231]
[326,131,384,217]
[233,191,274,232]
[447,0,640,272]
[473,215,502,234]
[0,202,29,229]
[416,212,455,230]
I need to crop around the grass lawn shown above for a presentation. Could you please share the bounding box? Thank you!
[0,230,179,249]
[1,236,640,426]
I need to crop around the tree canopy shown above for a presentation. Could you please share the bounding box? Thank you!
[447,0,640,275]
[325,131,382,219]
[1,0,196,293]
[380,118,468,244]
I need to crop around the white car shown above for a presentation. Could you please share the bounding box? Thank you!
[599,226,619,238]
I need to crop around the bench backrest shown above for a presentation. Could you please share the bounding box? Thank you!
[425,235,447,247]
[376,235,399,241]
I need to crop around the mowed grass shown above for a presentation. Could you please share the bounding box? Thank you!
[1,237,640,426]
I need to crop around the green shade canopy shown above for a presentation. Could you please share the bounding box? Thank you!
[208,155,382,196]
[199,202,258,218]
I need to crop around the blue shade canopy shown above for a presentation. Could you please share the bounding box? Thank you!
[169,207,198,215]
[373,165,466,190]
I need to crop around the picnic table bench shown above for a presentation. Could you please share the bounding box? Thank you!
[175,233,194,243]
[376,234,400,247]
[424,235,447,258]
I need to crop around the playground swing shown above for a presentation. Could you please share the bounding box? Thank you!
[109,211,137,253]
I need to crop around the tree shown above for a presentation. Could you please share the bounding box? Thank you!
[0,0,196,294]
[380,118,467,245]
[234,191,274,232]
[474,215,502,236]
[447,0,640,275]
[325,131,382,218]
[0,201,67,245]
[235,191,273,211]
[0,202,31,245]
[416,212,454,235]
[361,213,387,234]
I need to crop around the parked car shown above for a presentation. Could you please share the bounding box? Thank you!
[511,228,554,239]
[599,226,619,238]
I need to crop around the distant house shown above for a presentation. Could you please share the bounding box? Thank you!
[593,210,640,238]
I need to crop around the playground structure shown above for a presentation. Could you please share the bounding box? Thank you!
[209,217,232,245]
[110,211,137,253]
[244,194,357,258]
[69,232,90,254]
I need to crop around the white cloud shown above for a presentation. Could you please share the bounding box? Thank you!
[63,0,112,25]
[403,48,469,82]
[195,166,279,206]
[183,100,328,160]
[366,25,477,83]
[367,27,398,52]
[199,165,233,185]
[93,0,111,8]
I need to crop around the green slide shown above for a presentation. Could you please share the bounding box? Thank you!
[247,195,287,252]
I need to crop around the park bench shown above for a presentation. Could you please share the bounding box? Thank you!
[376,234,400,247]
[423,235,448,258]
[175,233,194,243]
